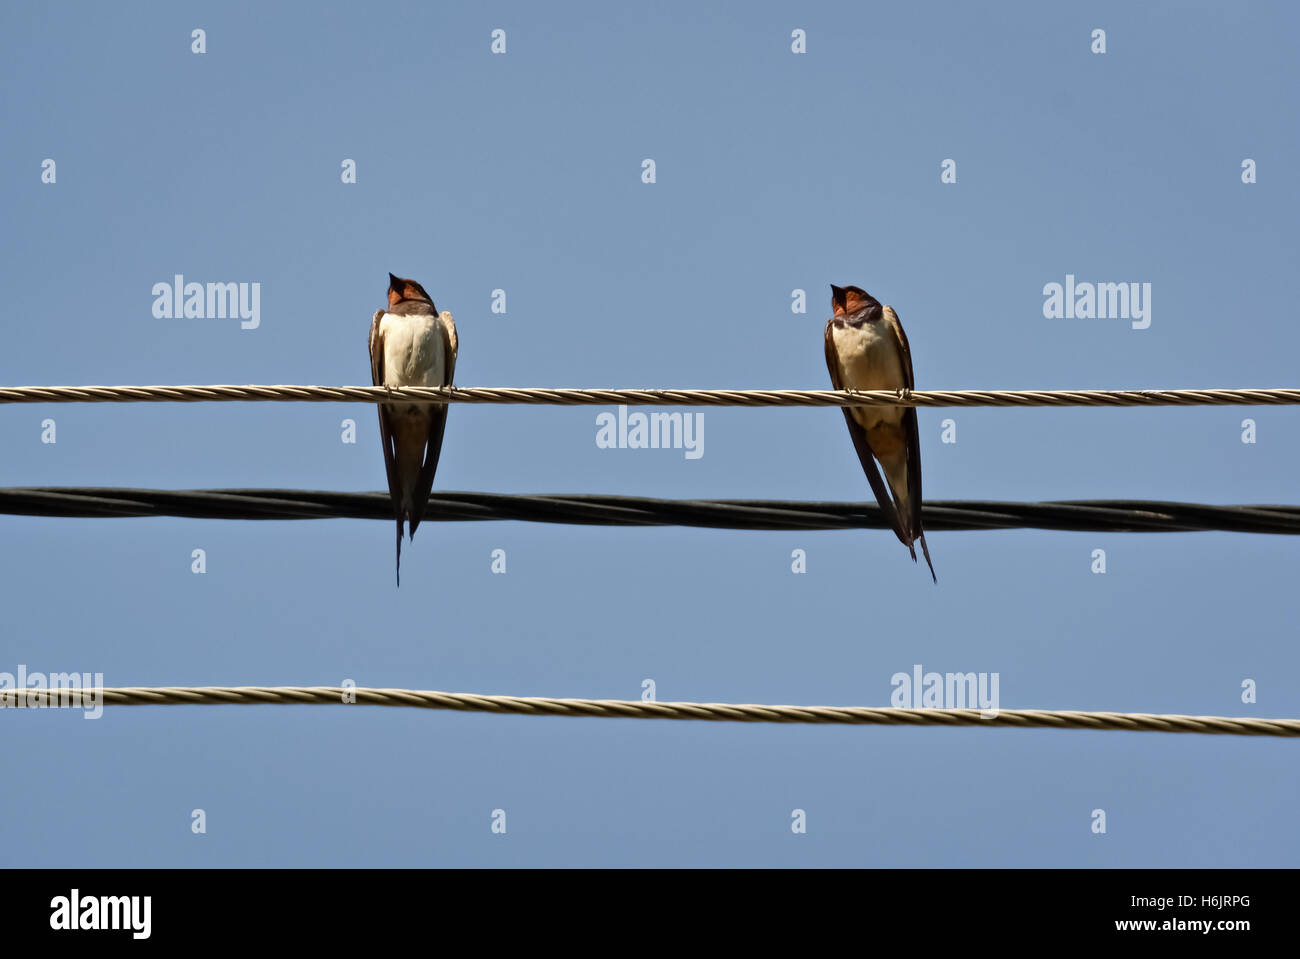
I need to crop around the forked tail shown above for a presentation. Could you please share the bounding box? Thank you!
[917,529,936,584]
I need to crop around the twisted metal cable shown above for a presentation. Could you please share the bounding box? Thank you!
[2,686,1295,736]
[4,488,1300,534]
[2,384,1300,407]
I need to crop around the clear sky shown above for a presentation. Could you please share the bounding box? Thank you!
[2,1,1297,867]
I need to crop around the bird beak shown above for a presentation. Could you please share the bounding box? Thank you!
[830,284,846,316]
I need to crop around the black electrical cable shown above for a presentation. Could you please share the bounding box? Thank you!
[2,488,1299,533]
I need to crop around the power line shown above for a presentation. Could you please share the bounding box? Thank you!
[2,384,1300,407]
[3,685,1295,736]
[2,488,1299,533]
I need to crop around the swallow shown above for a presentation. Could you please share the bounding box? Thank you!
[368,273,458,586]
[824,284,935,582]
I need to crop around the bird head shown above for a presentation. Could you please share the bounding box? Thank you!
[830,284,879,317]
[387,273,436,312]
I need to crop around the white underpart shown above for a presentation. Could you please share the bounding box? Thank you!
[378,311,452,387]
[832,318,905,431]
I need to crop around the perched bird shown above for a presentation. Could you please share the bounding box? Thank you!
[824,284,935,582]
[368,273,458,585]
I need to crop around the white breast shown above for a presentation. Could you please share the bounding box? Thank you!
[379,312,447,387]
[832,321,904,391]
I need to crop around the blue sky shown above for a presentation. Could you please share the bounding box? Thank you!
[1,0,1298,866]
